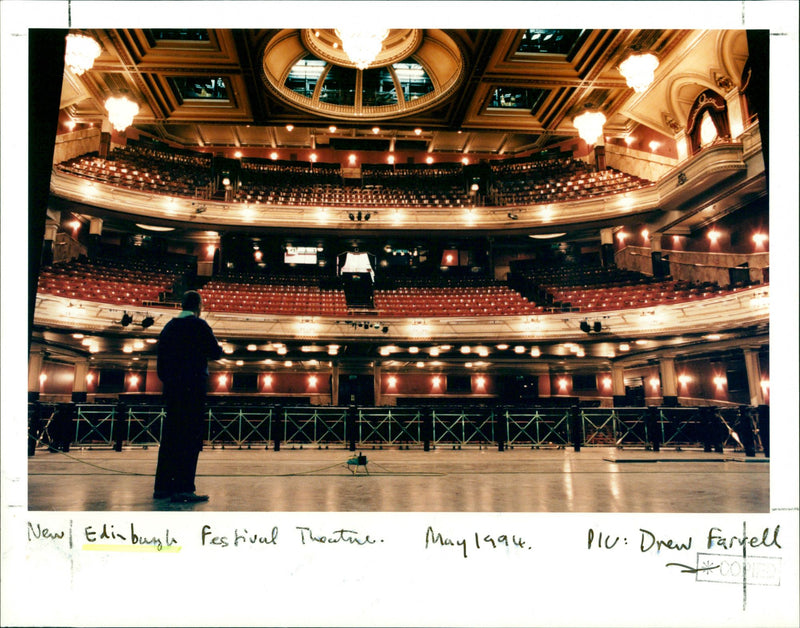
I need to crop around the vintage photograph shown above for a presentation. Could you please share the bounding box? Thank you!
[3,2,797,627]
[26,24,772,513]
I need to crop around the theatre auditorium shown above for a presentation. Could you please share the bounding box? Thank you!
[27,28,772,512]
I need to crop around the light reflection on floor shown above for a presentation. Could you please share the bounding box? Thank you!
[27,446,769,512]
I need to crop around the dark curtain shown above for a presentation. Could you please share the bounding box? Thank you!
[29,29,67,350]
[686,89,730,154]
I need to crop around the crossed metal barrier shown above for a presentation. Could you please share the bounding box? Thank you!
[358,407,422,446]
[281,406,346,445]
[505,408,571,446]
[205,406,274,446]
[30,402,766,454]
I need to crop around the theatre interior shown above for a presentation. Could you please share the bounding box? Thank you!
[25,27,773,511]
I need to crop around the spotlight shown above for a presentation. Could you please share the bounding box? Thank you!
[357,211,362,221]
[382,326,389,334]
[141,315,155,329]
[364,213,371,221]
[507,213,519,220]
[120,313,133,327]
[580,321,591,333]
[349,213,355,221]
[593,321,602,333]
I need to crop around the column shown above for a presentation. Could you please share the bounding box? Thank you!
[28,350,45,402]
[600,228,615,268]
[675,130,690,162]
[537,371,551,399]
[88,217,103,258]
[594,144,606,170]
[649,232,664,278]
[725,87,745,140]
[331,363,340,406]
[742,348,764,406]
[373,363,382,407]
[99,119,112,159]
[611,364,626,407]
[42,223,59,266]
[72,360,89,402]
[659,356,678,407]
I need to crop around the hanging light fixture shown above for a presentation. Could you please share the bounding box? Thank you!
[65,33,101,75]
[573,109,606,145]
[104,95,139,132]
[334,28,389,69]
[619,51,659,93]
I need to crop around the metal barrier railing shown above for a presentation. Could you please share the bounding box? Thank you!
[207,407,274,447]
[74,404,117,446]
[505,408,571,446]
[28,402,769,456]
[358,407,421,445]
[431,408,496,445]
[126,405,165,446]
[282,406,346,445]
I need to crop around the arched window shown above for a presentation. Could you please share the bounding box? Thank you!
[699,111,718,146]
[686,89,730,154]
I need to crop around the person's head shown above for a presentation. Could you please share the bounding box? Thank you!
[181,290,202,315]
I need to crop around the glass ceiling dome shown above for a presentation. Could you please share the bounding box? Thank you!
[261,29,466,121]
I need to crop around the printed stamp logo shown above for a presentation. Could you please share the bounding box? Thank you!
[695,552,781,586]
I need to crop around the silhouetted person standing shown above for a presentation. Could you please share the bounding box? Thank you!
[154,291,222,502]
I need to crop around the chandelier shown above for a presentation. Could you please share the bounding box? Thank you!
[65,33,101,75]
[573,110,606,145]
[104,95,139,132]
[619,52,659,93]
[334,28,389,69]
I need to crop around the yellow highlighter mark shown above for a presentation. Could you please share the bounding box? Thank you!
[82,544,181,553]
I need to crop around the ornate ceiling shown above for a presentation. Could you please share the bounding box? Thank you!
[58,28,747,156]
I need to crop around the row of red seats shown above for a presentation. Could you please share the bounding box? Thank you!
[199,280,348,315]
[37,257,181,307]
[38,277,166,305]
[55,152,213,199]
[373,286,542,317]
[233,183,472,208]
[543,280,736,312]
[493,169,652,206]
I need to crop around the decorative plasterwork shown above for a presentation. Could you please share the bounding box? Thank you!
[301,29,423,69]
[32,285,770,360]
[261,29,466,121]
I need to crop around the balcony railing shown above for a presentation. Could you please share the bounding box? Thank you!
[30,402,768,456]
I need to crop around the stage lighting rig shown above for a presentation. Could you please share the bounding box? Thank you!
[580,319,604,334]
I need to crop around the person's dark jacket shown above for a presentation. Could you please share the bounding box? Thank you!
[157,315,222,390]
